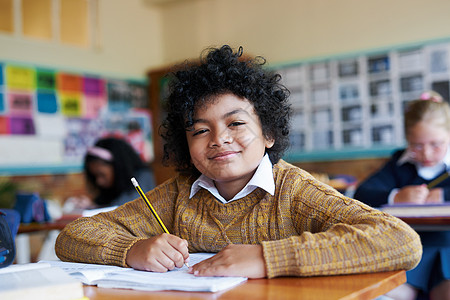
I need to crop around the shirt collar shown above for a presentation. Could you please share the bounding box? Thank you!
[397,147,450,179]
[398,147,450,168]
[189,154,275,203]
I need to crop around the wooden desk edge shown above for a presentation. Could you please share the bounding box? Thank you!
[342,270,406,300]
[82,270,406,300]
[18,214,81,234]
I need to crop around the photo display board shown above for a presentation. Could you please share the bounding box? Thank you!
[273,40,450,161]
[0,62,153,171]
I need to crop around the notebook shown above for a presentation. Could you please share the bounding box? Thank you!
[381,203,450,217]
[41,252,247,292]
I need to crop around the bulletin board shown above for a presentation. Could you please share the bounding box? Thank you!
[0,62,153,174]
[271,38,450,162]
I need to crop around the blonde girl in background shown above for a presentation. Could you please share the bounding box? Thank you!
[355,91,450,300]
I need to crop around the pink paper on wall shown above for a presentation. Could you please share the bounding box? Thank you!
[8,92,33,115]
[84,95,107,118]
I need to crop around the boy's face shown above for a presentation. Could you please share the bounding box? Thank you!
[186,93,274,196]
[407,120,450,167]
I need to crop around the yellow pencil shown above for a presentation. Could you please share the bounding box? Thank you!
[131,177,189,267]
[427,172,450,189]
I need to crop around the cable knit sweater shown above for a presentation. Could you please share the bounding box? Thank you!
[55,160,422,278]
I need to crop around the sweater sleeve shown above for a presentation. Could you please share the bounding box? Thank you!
[261,170,422,278]
[55,177,179,267]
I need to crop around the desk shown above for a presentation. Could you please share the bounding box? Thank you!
[16,215,80,263]
[83,270,405,300]
[18,216,78,234]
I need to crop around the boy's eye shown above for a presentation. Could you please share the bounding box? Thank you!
[193,129,208,136]
[229,121,245,127]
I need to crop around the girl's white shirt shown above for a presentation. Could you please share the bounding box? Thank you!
[388,146,450,204]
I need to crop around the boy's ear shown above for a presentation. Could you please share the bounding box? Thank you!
[265,138,275,149]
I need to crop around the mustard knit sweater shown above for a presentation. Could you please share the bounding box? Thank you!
[55,160,422,278]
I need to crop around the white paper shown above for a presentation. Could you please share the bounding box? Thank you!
[41,253,247,292]
[0,136,63,165]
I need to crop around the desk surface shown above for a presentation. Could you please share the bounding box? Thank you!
[18,214,81,234]
[83,270,405,300]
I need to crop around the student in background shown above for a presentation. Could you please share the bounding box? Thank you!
[56,45,421,280]
[354,91,450,300]
[65,137,155,211]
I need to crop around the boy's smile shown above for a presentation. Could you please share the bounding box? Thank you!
[186,93,274,200]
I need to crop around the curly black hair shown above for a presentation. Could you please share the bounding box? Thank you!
[84,137,148,206]
[161,45,291,176]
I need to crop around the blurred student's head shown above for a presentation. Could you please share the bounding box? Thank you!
[404,91,450,167]
[84,137,146,205]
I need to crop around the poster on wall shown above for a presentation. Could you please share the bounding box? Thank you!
[0,63,153,167]
[274,41,450,156]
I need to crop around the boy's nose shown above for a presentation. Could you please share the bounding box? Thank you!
[210,129,232,147]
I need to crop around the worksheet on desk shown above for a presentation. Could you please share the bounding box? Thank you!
[40,252,247,292]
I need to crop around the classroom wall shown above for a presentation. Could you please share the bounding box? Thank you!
[3,0,450,202]
[3,0,450,79]
[158,0,450,67]
[0,0,163,79]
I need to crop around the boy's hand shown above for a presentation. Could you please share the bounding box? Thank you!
[394,185,429,204]
[426,188,444,204]
[188,244,267,278]
[126,233,189,272]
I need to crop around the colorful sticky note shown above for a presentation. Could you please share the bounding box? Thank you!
[10,116,35,135]
[37,69,56,90]
[60,93,82,117]
[83,77,105,96]
[0,116,9,134]
[37,91,58,113]
[6,65,36,90]
[8,92,33,115]
[58,73,82,92]
[84,95,107,118]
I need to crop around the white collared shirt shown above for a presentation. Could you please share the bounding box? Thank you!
[388,147,450,204]
[189,154,275,203]
[397,147,450,180]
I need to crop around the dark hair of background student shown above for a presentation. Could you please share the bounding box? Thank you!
[84,137,149,206]
[161,45,292,176]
